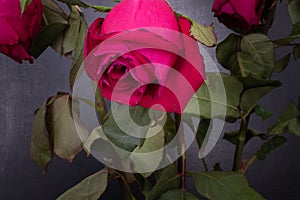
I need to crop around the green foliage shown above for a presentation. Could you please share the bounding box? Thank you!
[32,1,88,59]
[293,45,300,59]
[254,105,273,120]
[256,136,287,160]
[287,0,300,25]
[224,129,265,146]
[190,20,217,47]
[217,34,275,80]
[274,53,291,72]
[131,126,165,174]
[69,15,88,89]
[268,101,300,135]
[46,94,88,162]
[31,93,88,170]
[20,0,32,13]
[238,34,275,79]
[135,174,152,198]
[30,101,53,172]
[184,73,243,122]
[176,14,217,47]
[51,6,82,56]
[190,171,265,200]
[195,119,210,149]
[147,165,180,200]
[57,0,112,12]
[216,34,240,73]
[158,189,198,200]
[102,104,150,152]
[31,23,68,58]
[57,0,89,8]
[57,169,108,200]
[240,86,279,114]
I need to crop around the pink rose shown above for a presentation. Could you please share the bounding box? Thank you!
[0,0,43,63]
[212,0,265,30]
[84,0,205,113]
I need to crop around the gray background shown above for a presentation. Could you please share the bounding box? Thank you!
[0,0,299,199]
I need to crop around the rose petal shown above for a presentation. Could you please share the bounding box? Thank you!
[101,0,179,34]
[0,18,19,45]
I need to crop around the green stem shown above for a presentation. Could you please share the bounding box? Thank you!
[233,116,250,171]
[95,86,108,123]
[242,155,257,174]
[175,113,186,196]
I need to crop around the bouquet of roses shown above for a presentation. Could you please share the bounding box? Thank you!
[1,0,299,199]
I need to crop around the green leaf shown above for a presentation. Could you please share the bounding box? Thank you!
[272,37,296,46]
[147,165,180,200]
[224,129,265,146]
[268,102,299,135]
[20,0,32,13]
[130,126,165,174]
[57,0,112,12]
[57,169,108,200]
[256,136,287,160]
[31,23,68,58]
[286,117,300,136]
[291,23,300,38]
[274,53,291,72]
[190,171,265,200]
[176,13,217,47]
[30,101,53,171]
[69,15,88,89]
[238,34,275,79]
[158,189,198,200]
[90,5,112,12]
[254,105,273,120]
[57,0,88,8]
[216,34,241,74]
[287,0,300,25]
[195,119,210,148]
[184,73,243,122]
[190,21,217,47]
[52,6,81,56]
[42,0,68,25]
[163,115,176,145]
[102,104,149,152]
[240,86,279,113]
[293,45,300,59]
[46,94,89,162]
[135,174,152,198]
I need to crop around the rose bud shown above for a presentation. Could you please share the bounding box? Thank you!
[84,0,205,114]
[212,0,265,31]
[0,0,43,63]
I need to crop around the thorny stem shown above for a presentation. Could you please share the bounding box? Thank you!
[232,0,277,172]
[175,113,186,198]
[233,115,250,171]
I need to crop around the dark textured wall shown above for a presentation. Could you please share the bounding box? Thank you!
[0,0,299,199]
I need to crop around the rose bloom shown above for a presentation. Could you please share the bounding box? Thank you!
[0,0,43,63]
[212,0,265,30]
[84,0,205,113]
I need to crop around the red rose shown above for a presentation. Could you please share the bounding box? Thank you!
[84,0,205,113]
[212,0,265,30]
[0,0,43,63]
